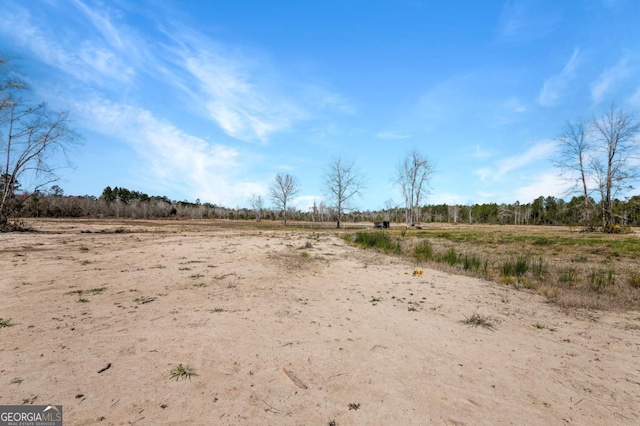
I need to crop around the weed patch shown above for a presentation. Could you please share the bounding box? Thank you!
[170,364,197,381]
[413,239,433,261]
[350,232,401,254]
[588,269,615,293]
[0,318,16,328]
[461,313,494,330]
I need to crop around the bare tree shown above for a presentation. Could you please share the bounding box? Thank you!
[249,193,264,222]
[269,173,299,225]
[554,119,595,228]
[1,58,79,230]
[395,150,433,226]
[591,106,640,231]
[323,158,365,228]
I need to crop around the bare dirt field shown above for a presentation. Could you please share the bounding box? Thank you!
[1,219,639,425]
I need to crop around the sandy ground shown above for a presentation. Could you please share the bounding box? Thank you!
[1,219,639,425]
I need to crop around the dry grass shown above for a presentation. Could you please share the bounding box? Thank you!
[350,224,640,311]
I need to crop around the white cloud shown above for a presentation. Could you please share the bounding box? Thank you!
[538,49,580,106]
[71,0,125,49]
[496,140,557,176]
[474,140,557,183]
[514,171,573,201]
[0,2,143,86]
[591,58,633,104]
[159,26,353,144]
[68,95,263,206]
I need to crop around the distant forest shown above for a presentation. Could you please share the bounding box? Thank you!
[12,185,640,228]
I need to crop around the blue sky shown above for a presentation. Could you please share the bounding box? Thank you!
[1,0,639,211]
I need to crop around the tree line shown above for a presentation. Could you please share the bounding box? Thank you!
[3,56,640,232]
[10,185,640,228]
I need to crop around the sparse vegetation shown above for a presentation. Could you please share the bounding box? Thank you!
[65,287,106,297]
[461,313,494,330]
[346,226,640,311]
[412,239,433,261]
[533,323,557,332]
[588,269,615,293]
[170,364,198,381]
[0,318,16,327]
[21,396,37,405]
[349,231,401,254]
[628,272,640,289]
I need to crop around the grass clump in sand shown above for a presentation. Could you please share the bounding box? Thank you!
[461,313,494,330]
[170,364,198,381]
[0,318,16,328]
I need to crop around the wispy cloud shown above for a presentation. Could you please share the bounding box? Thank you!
[186,53,306,143]
[2,1,352,145]
[375,131,411,140]
[538,49,580,106]
[591,57,634,104]
[497,0,560,42]
[0,1,143,86]
[496,140,556,175]
[69,94,263,205]
[475,140,556,182]
[472,145,492,159]
[159,25,352,143]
